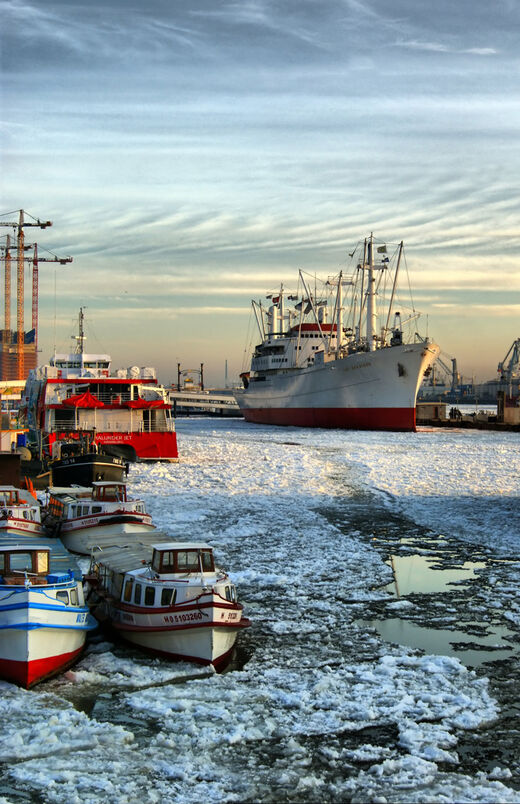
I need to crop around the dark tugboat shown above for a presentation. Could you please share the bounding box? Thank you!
[49,434,128,487]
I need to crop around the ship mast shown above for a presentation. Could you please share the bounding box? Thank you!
[74,307,86,355]
[366,234,377,351]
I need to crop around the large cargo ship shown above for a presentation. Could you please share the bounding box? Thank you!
[23,310,178,461]
[234,235,440,431]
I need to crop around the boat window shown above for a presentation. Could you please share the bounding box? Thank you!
[161,588,176,606]
[71,506,77,517]
[158,551,174,572]
[123,578,134,602]
[92,506,102,513]
[22,511,28,520]
[10,552,33,572]
[0,554,4,572]
[56,590,69,605]
[70,587,78,606]
[225,585,231,601]
[36,551,48,574]
[144,586,155,606]
[134,583,142,605]
[201,550,214,571]
[177,551,200,572]
[231,585,237,603]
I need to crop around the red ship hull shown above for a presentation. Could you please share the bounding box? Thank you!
[243,406,416,431]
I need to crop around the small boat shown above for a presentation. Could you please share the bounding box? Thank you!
[86,541,250,669]
[0,486,44,538]
[49,437,128,487]
[42,481,155,555]
[0,543,97,687]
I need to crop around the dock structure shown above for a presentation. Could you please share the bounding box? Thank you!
[169,390,242,418]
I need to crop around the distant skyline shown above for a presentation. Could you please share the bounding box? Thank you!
[1,0,519,385]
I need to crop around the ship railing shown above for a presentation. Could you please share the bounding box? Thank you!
[53,417,174,434]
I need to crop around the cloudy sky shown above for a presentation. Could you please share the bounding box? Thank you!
[1,0,519,385]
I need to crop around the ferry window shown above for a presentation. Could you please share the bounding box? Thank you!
[225,586,231,601]
[56,591,69,605]
[92,506,102,513]
[71,506,77,517]
[144,586,155,606]
[134,583,142,605]
[123,578,134,602]
[0,555,4,572]
[10,552,33,571]
[231,586,237,603]
[161,588,176,606]
[36,552,48,574]
[70,587,78,606]
[177,551,199,572]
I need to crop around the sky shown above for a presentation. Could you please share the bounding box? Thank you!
[1,0,519,386]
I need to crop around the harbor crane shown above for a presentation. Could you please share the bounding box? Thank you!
[497,338,520,389]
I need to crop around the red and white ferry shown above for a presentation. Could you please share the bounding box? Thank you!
[23,309,178,462]
[86,541,250,669]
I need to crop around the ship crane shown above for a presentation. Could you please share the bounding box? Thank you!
[0,210,52,378]
[497,338,520,390]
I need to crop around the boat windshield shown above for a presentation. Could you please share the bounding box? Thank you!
[153,548,214,574]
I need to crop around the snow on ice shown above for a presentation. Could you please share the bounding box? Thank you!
[2,419,520,802]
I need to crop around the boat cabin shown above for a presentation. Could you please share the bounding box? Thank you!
[151,543,215,575]
[92,482,127,503]
[0,545,50,585]
[0,486,22,507]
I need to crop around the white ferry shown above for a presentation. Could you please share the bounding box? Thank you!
[42,481,155,555]
[86,541,250,669]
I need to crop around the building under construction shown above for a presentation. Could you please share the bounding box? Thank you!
[0,210,72,382]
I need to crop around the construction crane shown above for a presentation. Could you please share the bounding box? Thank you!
[0,210,52,378]
[0,241,72,355]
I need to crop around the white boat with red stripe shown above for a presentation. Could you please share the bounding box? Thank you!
[43,481,155,555]
[0,486,44,539]
[86,541,250,670]
[0,544,96,688]
[234,234,440,431]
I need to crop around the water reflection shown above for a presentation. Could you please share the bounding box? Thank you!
[385,554,487,596]
[358,617,517,668]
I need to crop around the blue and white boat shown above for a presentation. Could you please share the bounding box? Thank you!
[0,544,97,688]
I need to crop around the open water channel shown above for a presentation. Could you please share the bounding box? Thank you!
[1,418,519,803]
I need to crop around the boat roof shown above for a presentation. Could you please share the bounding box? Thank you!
[93,536,214,575]
[0,485,18,492]
[152,542,212,551]
[92,481,127,487]
[0,544,51,552]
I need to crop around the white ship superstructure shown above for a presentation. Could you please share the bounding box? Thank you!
[235,235,440,430]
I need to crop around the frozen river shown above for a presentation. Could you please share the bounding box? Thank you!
[1,419,520,803]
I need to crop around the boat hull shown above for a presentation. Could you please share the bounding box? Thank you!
[93,431,178,461]
[235,342,440,431]
[99,598,250,669]
[60,520,156,555]
[0,589,96,687]
[50,453,127,486]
